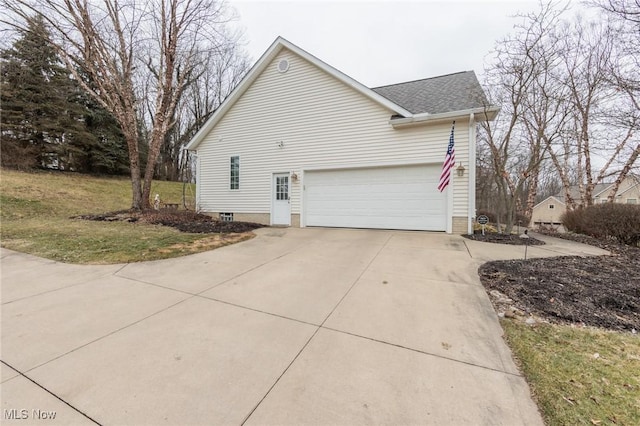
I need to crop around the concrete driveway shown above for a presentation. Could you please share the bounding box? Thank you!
[1,228,608,425]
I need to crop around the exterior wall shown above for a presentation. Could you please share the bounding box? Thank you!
[452,217,468,234]
[594,178,640,204]
[196,48,471,231]
[531,197,565,225]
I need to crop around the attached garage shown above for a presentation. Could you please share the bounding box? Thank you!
[303,164,447,231]
[186,37,499,234]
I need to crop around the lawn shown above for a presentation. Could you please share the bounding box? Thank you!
[0,169,252,263]
[503,321,640,425]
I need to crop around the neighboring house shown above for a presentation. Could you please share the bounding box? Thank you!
[592,175,640,205]
[531,175,640,227]
[186,37,498,234]
[530,196,566,226]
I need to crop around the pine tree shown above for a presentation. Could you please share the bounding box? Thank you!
[79,87,130,174]
[0,16,128,173]
[1,16,70,168]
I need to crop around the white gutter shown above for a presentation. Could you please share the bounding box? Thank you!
[389,106,500,128]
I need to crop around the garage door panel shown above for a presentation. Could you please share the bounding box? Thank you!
[304,165,446,231]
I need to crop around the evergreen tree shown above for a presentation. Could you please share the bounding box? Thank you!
[1,16,129,173]
[1,16,73,168]
[79,89,130,174]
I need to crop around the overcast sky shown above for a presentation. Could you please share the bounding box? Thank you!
[228,0,542,88]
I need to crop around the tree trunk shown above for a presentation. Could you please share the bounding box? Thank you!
[124,129,143,209]
[141,128,165,210]
[130,172,143,210]
[607,143,640,201]
[525,172,539,221]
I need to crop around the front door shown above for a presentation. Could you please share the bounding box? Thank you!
[272,173,291,225]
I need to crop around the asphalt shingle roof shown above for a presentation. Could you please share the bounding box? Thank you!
[371,71,488,115]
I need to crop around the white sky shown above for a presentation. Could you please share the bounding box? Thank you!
[228,0,541,87]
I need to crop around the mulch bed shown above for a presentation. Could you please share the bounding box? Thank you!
[463,232,545,246]
[73,209,265,234]
[478,232,640,332]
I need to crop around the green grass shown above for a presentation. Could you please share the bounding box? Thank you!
[502,320,640,425]
[0,169,246,264]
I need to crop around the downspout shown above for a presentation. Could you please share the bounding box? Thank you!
[191,151,200,211]
[468,113,476,235]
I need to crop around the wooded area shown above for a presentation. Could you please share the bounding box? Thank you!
[478,0,640,232]
[1,0,248,209]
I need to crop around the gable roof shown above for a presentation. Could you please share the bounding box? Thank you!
[555,183,611,203]
[551,175,640,202]
[186,37,498,150]
[372,71,488,115]
[593,174,640,198]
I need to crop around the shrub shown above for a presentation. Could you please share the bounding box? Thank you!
[515,212,531,227]
[473,222,497,233]
[0,140,39,169]
[563,204,640,246]
[476,210,497,222]
[561,208,586,234]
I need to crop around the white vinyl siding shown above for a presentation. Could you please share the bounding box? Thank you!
[196,48,471,223]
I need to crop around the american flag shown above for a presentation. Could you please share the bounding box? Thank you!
[437,122,456,192]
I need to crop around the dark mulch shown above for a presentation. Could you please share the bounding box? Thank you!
[463,232,545,246]
[537,230,639,257]
[478,232,640,332]
[73,209,265,234]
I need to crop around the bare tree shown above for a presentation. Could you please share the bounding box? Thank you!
[594,0,640,23]
[593,0,640,200]
[2,0,243,209]
[154,44,249,181]
[480,1,566,232]
[480,1,640,224]
[546,15,639,207]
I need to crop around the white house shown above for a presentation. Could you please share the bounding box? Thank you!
[186,37,498,234]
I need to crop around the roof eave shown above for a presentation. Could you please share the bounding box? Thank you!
[388,106,500,128]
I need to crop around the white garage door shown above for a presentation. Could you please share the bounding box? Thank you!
[304,165,447,231]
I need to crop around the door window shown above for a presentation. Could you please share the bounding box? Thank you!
[276,176,289,200]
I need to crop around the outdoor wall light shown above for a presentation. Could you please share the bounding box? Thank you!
[456,163,466,177]
[291,172,298,182]
[278,141,284,148]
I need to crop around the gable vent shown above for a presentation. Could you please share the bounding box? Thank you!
[277,59,289,73]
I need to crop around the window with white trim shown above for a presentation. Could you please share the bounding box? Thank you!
[549,204,555,209]
[220,212,234,222]
[230,156,239,190]
[627,198,637,204]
